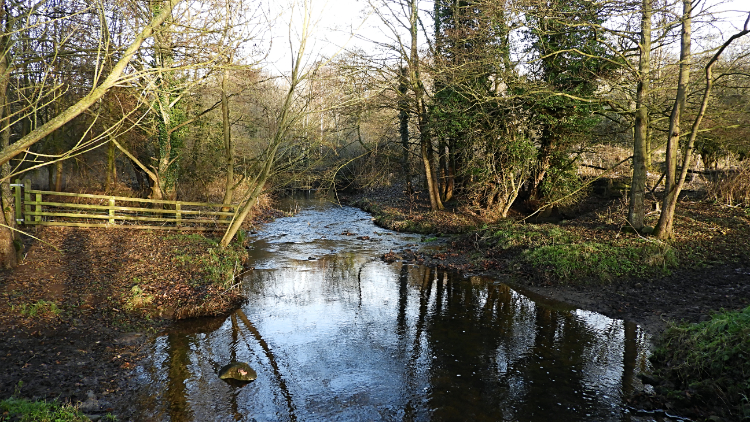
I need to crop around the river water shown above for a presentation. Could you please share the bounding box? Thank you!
[131,197,653,421]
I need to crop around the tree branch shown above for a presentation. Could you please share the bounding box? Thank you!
[0,0,182,167]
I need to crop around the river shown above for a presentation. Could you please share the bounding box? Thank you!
[130,196,654,421]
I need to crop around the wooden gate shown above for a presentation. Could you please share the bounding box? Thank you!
[13,180,236,231]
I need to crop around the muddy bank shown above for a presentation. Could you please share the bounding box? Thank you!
[510,264,750,336]
[0,217,278,419]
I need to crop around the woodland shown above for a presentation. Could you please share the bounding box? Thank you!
[0,0,748,263]
[0,0,750,420]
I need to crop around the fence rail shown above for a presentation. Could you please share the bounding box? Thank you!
[13,179,236,231]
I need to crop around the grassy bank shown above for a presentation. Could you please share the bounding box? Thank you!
[352,192,750,285]
[650,306,750,420]
[0,396,112,422]
[468,221,679,283]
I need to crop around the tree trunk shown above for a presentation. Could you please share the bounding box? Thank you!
[107,139,116,190]
[47,162,54,191]
[439,138,454,202]
[529,133,552,201]
[419,128,442,211]
[0,115,18,267]
[398,66,413,194]
[154,92,177,200]
[54,160,63,192]
[221,67,234,206]
[645,128,653,170]
[628,0,652,231]
[409,0,443,211]
[500,172,523,219]
[655,12,750,240]
[663,0,692,195]
[0,2,20,268]
[655,0,692,239]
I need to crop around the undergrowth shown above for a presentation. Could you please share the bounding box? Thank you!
[650,306,750,420]
[0,397,110,422]
[169,234,248,289]
[523,241,676,282]
[13,300,61,318]
[479,222,677,282]
[486,222,577,249]
[124,282,154,311]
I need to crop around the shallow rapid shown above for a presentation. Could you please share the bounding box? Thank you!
[131,197,652,421]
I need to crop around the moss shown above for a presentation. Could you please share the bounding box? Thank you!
[651,306,750,419]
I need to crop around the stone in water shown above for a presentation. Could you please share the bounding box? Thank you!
[218,362,257,382]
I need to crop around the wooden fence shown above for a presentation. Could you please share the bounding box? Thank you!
[12,179,236,231]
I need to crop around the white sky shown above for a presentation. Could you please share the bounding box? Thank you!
[262,0,376,74]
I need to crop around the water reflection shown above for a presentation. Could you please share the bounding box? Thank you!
[132,202,651,421]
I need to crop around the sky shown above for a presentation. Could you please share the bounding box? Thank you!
[260,0,750,75]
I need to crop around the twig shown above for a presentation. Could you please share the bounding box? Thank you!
[0,223,62,253]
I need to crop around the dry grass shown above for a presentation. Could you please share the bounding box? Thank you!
[704,162,750,207]
[173,293,243,320]
[577,145,632,178]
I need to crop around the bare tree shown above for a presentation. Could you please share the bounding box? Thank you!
[367,0,444,211]
[0,0,181,168]
[0,0,182,268]
[220,0,324,247]
[655,12,750,239]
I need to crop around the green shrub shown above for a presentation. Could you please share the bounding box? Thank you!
[651,306,750,419]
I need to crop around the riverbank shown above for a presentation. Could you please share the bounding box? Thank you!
[0,207,283,420]
[347,184,750,334]
[1,187,747,420]
[347,184,750,421]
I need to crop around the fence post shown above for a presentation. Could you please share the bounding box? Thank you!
[109,197,115,224]
[176,203,181,227]
[13,179,22,224]
[35,192,41,223]
[23,180,31,224]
